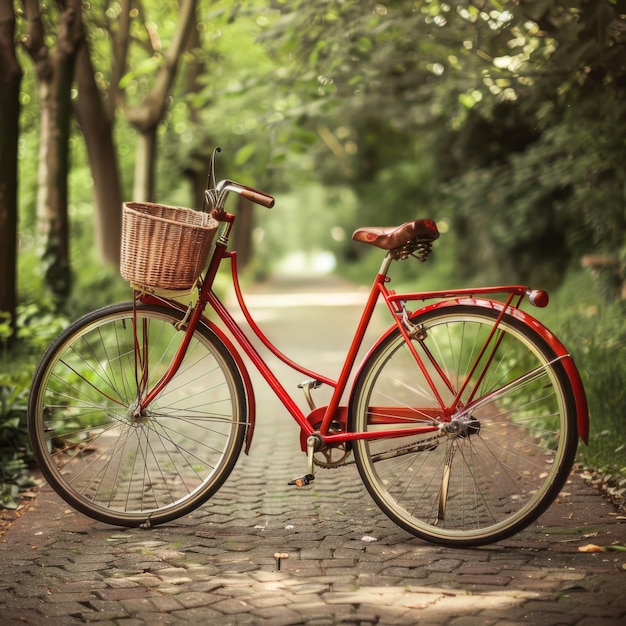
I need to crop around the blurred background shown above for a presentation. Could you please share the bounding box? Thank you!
[1,0,624,509]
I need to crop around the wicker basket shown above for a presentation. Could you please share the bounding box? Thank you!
[120,202,219,290]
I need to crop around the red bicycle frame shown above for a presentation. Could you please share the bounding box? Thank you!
[137,209,589,456]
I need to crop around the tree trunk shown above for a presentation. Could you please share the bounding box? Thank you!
[182,13,212,212]
[133,129,158,202]
[22,0,84,304]
[108,0,131,123]
[0,0,21,342]
[73,42,123,267]
[122,0,197,201]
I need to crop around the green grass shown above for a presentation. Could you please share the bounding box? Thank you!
[540,271,625,476]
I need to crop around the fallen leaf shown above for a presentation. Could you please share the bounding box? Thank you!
[578,544,603,553]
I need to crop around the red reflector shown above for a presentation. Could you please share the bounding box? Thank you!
[528,290,549,307]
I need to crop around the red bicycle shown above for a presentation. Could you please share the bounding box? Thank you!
[28,150,588,546]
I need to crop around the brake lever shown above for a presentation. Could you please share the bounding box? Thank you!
[202,147,222,212]
[208,146,221,190]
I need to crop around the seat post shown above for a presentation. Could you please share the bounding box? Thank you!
[378,253,394,278]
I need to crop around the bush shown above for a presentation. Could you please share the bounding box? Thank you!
[0,301,69,509]
[0,383,32,509]
[554,272,626,475]
[538,270,626,475]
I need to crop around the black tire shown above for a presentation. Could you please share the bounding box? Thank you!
[28,302,247,527]
[350,305,578,546]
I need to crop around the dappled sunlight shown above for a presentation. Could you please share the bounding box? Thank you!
[171,571,537,622]
[275,250,337,276]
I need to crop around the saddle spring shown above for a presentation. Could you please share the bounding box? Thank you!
[391,239,434,262]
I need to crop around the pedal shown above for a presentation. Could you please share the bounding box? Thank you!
[287,435,319,487]
[288,473,315,488]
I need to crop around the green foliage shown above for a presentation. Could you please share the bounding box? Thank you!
[440,87,625,288]
[534,270,626,476]
[0,374,33,510]
[0,301,69,509]
[65,245,129,316]
[262,0,626,289]
[0,454,36,511]
[0,383,29,465]
[0,313,12,344]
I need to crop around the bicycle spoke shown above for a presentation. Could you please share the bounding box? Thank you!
[463,355,567,417]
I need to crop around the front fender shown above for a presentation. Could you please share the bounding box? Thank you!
[200,318,257,454]
[139,296,256,453]
[354,298,589,444]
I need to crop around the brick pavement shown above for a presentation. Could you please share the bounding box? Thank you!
[1,276,624,625]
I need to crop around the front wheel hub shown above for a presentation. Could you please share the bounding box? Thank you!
[128,400,151,425]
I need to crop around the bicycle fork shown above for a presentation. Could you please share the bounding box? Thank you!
[130,297,205,417]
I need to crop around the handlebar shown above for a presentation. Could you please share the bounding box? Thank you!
[240,187,275,208]
[203,148,275,212]
[206,179,275,211]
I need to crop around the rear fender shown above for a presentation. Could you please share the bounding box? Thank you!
[353,298,589,444]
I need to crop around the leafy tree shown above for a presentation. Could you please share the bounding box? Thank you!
[73,26,123,267]
[12,1,206,278]
[160,1,285,264]
[76,0,201,266]
[263,0,626,289]
[107,0,197,201]
[440,0,626,288]
[21,0,83,303]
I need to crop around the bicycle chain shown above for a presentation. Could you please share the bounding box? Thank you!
[316,432,443,468]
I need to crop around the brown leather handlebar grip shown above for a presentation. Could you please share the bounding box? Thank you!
[241,188,275,208]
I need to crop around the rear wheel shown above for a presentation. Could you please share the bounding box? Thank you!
[28,302,247,527]
[350,305,578,546]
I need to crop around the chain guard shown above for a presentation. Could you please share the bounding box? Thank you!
[301,420,445,469]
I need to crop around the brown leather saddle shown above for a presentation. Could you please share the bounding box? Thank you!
[352,219,439,250]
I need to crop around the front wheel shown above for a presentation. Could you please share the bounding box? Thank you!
[28,302,248,527]
[350,305,579,546]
